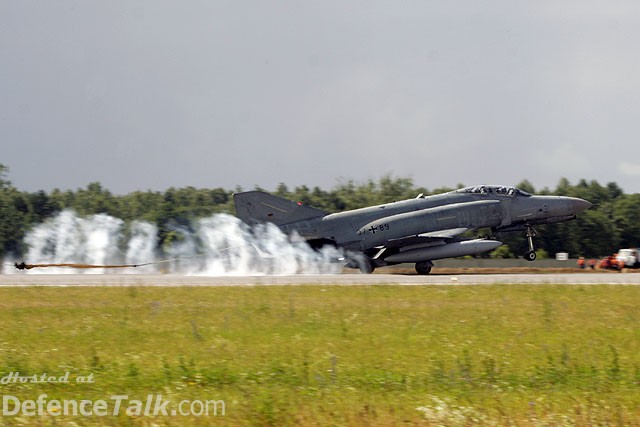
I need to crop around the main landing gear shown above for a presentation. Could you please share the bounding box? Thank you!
[358,258,375,274]
[415,261,433,275]
[346,256,375,274]
[524,226,537,261]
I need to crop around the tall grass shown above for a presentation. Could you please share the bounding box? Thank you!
[0,284,638,425]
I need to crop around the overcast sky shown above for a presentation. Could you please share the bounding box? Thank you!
[2,1,640,195]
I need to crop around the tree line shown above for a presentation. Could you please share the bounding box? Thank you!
[1,164,638,260]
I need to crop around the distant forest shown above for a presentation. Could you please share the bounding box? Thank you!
[1,163,638,259]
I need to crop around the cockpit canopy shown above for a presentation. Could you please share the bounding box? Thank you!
[455,186,531,197]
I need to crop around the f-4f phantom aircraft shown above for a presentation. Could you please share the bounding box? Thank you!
[234,186,591,274]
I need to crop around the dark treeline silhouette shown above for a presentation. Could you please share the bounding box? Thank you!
[1,164,637,259]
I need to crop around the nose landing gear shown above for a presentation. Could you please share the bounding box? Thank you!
[524,226,537,261]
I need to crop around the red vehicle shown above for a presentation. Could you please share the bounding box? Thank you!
[598,255,621,270]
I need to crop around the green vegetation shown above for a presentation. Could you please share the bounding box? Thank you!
[1,162,639,259]
[0,284,638,425]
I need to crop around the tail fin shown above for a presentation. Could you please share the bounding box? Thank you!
[234,191,326,226]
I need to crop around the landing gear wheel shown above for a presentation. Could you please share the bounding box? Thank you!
[524,250,537,262]
[415,261,433,275]
[358,258,375,274]
[524,226,538,262]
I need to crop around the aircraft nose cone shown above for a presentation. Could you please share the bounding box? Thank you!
[569,198,592,214]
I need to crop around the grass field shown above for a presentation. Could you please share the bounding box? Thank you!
[0,284,638,426]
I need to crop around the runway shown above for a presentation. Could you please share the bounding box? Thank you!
[0,272,638,286]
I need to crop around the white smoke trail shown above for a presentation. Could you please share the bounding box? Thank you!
[21,211,123,274]
[194,215,342,275]
[125,221,158,273]
[16,210,343,275]
[81,214,123,273]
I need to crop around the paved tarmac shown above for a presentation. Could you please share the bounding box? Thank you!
[0,272,638,286]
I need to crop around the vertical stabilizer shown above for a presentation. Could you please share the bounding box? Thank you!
[234,191,326,226]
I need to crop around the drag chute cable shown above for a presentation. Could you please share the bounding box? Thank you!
[15,261,156,270]
[12,244,254,271]
[14,255,196,271]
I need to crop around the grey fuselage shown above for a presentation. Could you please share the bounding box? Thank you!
[279,186,591,252]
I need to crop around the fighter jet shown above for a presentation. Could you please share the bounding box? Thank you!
[234,185,591,274]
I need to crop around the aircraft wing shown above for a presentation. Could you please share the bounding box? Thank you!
[380,228,470,251]
[418,227,468,239]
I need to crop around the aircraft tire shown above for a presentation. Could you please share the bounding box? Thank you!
[415,261,433,275]
[524,250,537,262]
[358,259,375,274]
